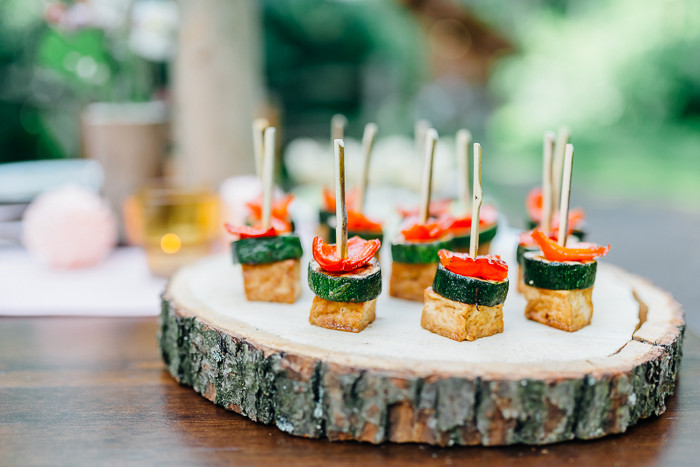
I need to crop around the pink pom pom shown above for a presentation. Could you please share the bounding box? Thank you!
[22,186,117,269]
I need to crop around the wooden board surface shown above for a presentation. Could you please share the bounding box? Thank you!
[160,253,684,445]
[0,316,696,466]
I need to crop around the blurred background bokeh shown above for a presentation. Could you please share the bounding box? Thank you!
[1,0,698,329]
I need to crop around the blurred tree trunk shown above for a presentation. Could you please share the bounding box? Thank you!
[173,0,264,185]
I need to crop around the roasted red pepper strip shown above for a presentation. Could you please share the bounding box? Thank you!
[347,209,383,233]
[518,229,560,246]
[448,204,499,234]
[322,186,358,212]
[531,229,610,262]
[438,249,508,282]
[526,187,585,229]
[246,194,294,221]
[400,216,452,243]
[312,236,381,272]
[396,199,452,219]
[224,223,278,239]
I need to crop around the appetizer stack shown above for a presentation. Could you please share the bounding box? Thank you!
[308,139,382,332]
[421,143,509,341]
[225,127,303,303]
[389,129,452,301]
[521,144,610,331]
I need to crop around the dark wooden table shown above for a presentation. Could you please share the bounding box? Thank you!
[1,317,698,466]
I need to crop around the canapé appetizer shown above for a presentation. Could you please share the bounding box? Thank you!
[308,236,381,332]
[226,221,302,303]
[389,128,451,301]
[522,230,609,331]
[422,142,508,341]
[422,250,508,341]
[521,144,610,332]
[309,139,382,332]
[225,126,303,303]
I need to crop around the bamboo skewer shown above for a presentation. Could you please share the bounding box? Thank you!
[252,118,269,180]
[456,129,472,214]
[356,122,378,213]
[541,131,556,235]
[419,129,438,224]
[552,126,570,207]
[261,127,276,230]
[334,139,348,259]
[331,114,347,142]
[415,119,430,159]
[557,144,574,247]
[469,143,483,258]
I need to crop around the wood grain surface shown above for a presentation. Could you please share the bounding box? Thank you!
[1,316,697,466]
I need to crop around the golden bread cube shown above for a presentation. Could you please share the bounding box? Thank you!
[522,283,593,332]
[241,258,301,304]
[309,296,376,332]
[421,287,504,341]
[389,262,438,302]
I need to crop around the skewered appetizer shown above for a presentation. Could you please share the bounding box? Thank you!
[389,216,452,301]
[522,230,609,332]
[421,250,508,341]
[390,127,449,302]
[308,236,382,332]
[226,125,303,303]
[225,221,303,303]
[309,138,382,332]
[522,143,610,331]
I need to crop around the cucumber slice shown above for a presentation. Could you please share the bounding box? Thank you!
[450,223,498,249]
[521,252,596,290]
[231,234,303,265]
[391,237,451,264]
[516,243,539,265]
[525,219,585,241]
[308,258,382,302]
[432,263,509,307]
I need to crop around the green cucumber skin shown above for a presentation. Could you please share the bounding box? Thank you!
[522,252,597,290]
[525,219,585,241]
[231,235,303,265]
[450,223,498,249]
[308,259,382,303]
[516,244,540,265]
[391,238,451,264]
[432,264,509,307]
[329,229,383,244]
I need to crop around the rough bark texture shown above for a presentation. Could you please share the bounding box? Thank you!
[159,286,683,446]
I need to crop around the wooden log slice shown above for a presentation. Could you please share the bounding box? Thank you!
[159,255,683,446]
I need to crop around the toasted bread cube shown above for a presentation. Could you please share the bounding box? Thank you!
[309,296,376,332]
[241,258,301,304]
[516,265,525,294]
[421,287,503,341]
[389,262,438,302]
[522,283,593,332]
